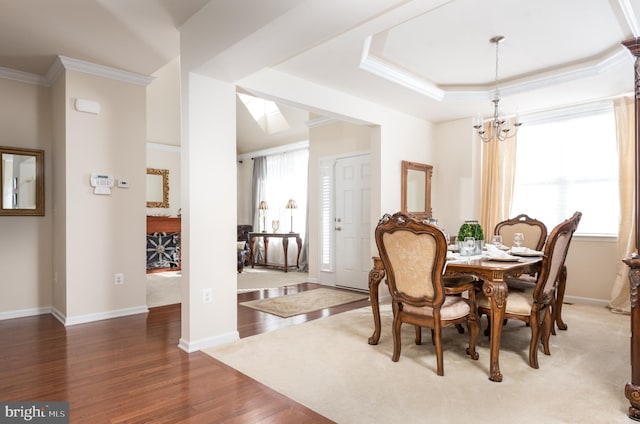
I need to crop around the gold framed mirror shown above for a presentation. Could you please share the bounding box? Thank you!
[146,168,169,208]
[401,160,432,219]
[0,146,44,216]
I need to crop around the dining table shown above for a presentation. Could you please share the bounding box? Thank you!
[367,252,543,382]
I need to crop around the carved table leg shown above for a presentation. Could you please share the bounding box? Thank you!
[483,279,508,382]
[282,237,289,273]
[250,237,256,268]
[295,235,302,268]
[368,257,385,345]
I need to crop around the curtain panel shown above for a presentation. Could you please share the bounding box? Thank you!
[609,96,636,313]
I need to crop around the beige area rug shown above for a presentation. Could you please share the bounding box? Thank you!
[237,267,309,292]
[239,288,369,318]
[204,302,631,424]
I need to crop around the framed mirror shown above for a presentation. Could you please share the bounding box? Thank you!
[146,168,169,208]
[401,160,432,219]
[0,146,44,216]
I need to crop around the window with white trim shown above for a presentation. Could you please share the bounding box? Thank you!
[511,102,619,236]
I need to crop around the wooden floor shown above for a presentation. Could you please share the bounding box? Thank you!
[0,283,370,423]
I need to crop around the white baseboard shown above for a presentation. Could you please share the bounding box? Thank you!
[178,331,240,353]
[62,305,149,326]
[0,306,51,321]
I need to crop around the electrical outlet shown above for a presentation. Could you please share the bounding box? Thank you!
[114,273,124,285]
[203,288,212,304]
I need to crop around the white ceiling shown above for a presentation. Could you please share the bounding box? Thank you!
[2,0,640,154]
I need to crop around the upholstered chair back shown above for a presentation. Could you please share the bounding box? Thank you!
[495,214,548,250]
[375,212,447,308]
[533,212,582,302]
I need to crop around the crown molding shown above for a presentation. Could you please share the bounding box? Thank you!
[0,66,49,86]
[619,0,640,37]
[359,35,445,101]
[49,56,154,86]
[361,34,633,103]
[0,55,155,87]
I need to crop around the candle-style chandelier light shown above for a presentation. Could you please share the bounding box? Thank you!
[473,36,522,142]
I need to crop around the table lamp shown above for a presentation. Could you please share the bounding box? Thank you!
[286,199,297,233]
[258,201,268,232]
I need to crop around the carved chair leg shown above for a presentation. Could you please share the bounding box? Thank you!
[434,325,444,376]
[455,324,465,334]
[392,314,402,362]
[431,329,436,345]
[415,325,422,345]
[466,316,480,360]
[528,309,541,369]
[541,307,553,356]
[550,297,557,336]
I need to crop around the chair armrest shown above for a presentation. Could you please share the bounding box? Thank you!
[444,281,476,295]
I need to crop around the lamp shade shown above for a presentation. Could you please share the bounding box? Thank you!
[286,199,297,209]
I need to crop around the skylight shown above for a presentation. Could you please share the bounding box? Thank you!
[237,93,289,135]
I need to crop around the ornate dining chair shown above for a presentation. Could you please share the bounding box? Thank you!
[477,211,582,369]
[374,212,480,376]
[494,213,548,250]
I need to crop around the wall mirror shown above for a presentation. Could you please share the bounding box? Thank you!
[0,146,44,216]
[146,168,169,208]
[401,160,432,219]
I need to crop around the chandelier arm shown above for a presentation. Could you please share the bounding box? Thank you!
[474,35,521,143]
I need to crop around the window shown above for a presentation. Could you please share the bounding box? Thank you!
[511,103,618,236]
[237,93,289,135]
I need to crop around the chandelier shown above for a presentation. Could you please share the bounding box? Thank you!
[473,35,522,142]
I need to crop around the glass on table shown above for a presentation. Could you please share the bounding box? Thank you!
[513,232,524,248]
[463,236,475,263]
[491,235,503,247]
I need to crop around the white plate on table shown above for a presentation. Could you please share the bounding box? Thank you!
[509,248,543,257]
[484,255,521,262]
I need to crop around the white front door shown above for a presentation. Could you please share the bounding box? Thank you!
[334,154,371,291]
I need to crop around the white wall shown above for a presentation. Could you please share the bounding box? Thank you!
[0,78,53,318]
[179,72,238,351]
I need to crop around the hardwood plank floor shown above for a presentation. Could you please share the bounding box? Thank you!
[0,283,369,423]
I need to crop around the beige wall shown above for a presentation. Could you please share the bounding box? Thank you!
[147,57,181,146]
[308,120,373,282]
[146,57,182,218]
[237,158,253,226]
[51,74,67,316]
[61,70,147,322]
[0,78,53,317]
[146,144,181,217]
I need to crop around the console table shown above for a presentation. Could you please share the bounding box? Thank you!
[249,232,302,273]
